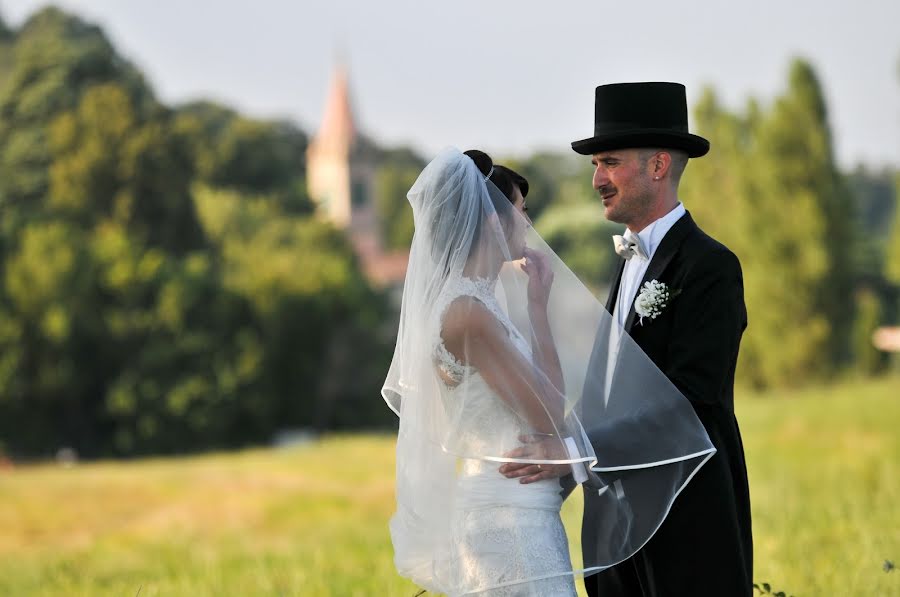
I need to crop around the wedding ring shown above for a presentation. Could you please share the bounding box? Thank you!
[537,464,542,470]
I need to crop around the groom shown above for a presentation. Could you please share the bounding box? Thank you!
[576,82,751,596]
[503,82,753,596]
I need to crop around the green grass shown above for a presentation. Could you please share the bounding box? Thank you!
[0,378,898,596]
[738,378,900,596]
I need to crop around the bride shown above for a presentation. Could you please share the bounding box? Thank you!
[382,148,713,596]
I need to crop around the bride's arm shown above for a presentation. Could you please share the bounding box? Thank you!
[527,305,564,396]
[522,248,564,395]
[442,297,565,436]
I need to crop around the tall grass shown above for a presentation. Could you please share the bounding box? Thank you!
[0,378,897,596]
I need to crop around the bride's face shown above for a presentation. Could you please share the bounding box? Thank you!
[504,187,531,260]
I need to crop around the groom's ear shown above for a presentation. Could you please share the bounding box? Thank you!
[652,151,672,178]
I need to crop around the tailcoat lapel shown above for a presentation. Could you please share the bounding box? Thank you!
[605,258,627,314]
[623,212,698,333]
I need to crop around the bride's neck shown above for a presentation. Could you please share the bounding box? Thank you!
[462,254,502,280]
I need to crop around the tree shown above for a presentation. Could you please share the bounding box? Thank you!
[96,229,263,455]
[746,60,855,384]
[849,166,897,241]
[852,289,889,375]
[193,186,394,433]
[503,152,573,222]
[0,221,108,455]
[681,88,757,254]
[48,83,205,253]
[373,148,423,251]
[683,60,857,388]
[174,101,311,214]
[0,7,152,207]
[887,169,900,285]
[0,10,10,39]
[0,11,13,86]
[0,6,391,458]
[535,202,621,294]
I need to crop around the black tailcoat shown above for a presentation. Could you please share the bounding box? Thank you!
[584,212,753,597]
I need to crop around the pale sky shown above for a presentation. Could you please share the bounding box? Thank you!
[3,0,899,169]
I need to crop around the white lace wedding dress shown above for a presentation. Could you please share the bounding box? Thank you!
[432,275,577,597]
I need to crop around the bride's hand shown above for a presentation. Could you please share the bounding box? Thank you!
[498,434,571,484]
[521,247,554,310]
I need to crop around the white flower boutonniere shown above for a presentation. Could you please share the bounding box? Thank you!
[634,280,680,325]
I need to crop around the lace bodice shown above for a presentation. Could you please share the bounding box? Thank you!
[432,275,532,385]
[429,274,548,474]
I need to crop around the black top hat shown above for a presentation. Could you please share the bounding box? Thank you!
[571,82,709,158]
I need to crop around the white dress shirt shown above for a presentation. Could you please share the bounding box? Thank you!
[614,202,686,327]
[605,203,686,400]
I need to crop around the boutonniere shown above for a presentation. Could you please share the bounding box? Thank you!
[634,280,681,325]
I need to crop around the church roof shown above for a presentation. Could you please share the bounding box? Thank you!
[312,64,356,152]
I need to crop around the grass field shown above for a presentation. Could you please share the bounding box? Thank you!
[1,378,898,596]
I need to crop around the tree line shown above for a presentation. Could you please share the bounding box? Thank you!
[0,7,394,458]
[377,61,900,389]
[0,7,897,458]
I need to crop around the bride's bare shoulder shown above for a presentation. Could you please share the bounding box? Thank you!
[440,296,504,352]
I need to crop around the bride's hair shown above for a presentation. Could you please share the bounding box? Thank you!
[424,149,530,276]
[451,150,529,268]
[463,149,529,202]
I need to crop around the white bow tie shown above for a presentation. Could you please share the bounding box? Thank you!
[612,231,648,261]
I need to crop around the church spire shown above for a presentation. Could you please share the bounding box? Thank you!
[306,60,365,228]
[313,61,356,154]
[305,57,410,287]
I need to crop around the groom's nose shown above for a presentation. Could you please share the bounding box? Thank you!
[593,165,608,190]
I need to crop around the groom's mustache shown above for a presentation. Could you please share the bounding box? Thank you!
[597,184,616,198]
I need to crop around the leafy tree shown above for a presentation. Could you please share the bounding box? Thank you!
[0,7,152,208]
[193,186,393,433]
[683,60,856,387]
[175,101,311,214]
[747,60,855,383]
[0,12,13,86]
[681,88,757,254]
[0,6,390,458]
[48,82,205,253]
[848,166,897,242]
[0,221,108,455]
[96,228,263,454]
[373,148,423,251]
[0,9,11,39]
[887,174,900,285]
[852,288,889,375]
[535,202,620,294]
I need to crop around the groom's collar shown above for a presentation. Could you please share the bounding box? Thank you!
[604,209,696,317]
[631,202,685,261]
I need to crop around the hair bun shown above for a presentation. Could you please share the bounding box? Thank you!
[463,149,493,178]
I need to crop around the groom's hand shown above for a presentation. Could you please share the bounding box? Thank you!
[499,434,572,484]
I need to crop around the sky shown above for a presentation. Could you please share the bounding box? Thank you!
[2,0,899,170]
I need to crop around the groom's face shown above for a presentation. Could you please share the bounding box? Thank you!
[591,149,654,227]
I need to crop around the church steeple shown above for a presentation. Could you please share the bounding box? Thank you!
[306,61,361,227]
[305,58,410,288]
[314,62,356,155]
